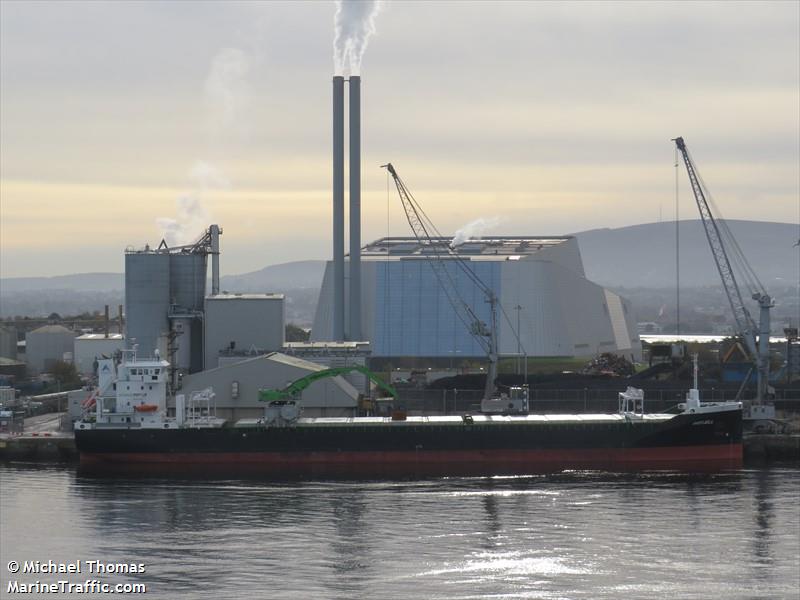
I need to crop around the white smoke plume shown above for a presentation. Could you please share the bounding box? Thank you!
[189,160,231,189]
[155,44,248,246]
[204,47,251,134]
[156,161,229,247]
[450,217,502,248]
[333,0,382,75]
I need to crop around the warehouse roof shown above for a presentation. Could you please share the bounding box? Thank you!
[359,236,571,259]
[208,293,284,300]
[0,357,25,367]
[28,325,75,335]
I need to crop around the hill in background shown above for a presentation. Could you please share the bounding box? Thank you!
[2,220,797,324]
[218,260,325,292]
[574,220,797,288]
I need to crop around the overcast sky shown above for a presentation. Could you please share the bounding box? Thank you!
[1,0,798,277]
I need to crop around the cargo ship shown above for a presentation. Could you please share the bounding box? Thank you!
[74,351,743,475]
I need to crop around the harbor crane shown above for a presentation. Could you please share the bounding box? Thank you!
[382,163,500,402]
[673,137,775,419]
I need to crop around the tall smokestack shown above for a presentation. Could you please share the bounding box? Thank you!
[332,76,346,341]
[210,224,221,296]
[348,75,361,341]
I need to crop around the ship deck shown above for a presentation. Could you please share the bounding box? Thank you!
[233,413,679,429]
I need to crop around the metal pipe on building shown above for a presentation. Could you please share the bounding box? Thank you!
[210,224,221,296]
[104,305,109,338]
[118,305,124,335]
[332,75,346,341]
[348,76,362,341]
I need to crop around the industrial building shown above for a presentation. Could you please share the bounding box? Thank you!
[177,353,359,420]
[123,225,331,415]
[204,293,285,370]
[116,70,639,409]
[125,225,221,376]
[318,74,639,366]
[0,358,26,384]
[73,333,125,376]
[25,324,77,374]
[0,324,18,360]
[312,236,641,361]
[125,225,221,371]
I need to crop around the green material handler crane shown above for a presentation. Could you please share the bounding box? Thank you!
[258,365,398,405]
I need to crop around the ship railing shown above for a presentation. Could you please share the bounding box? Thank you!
[185,388,217,428]
[397,388,800,416]
[618,387,645,417]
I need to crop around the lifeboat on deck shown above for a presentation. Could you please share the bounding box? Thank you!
[134,404,159,413]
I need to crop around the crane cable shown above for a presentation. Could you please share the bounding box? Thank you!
[689,149,766,297]
[389,170,495,354]
[395,170,529,355]
[396,171,494,297]
[385,168,391,354]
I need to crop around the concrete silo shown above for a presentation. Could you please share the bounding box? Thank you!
[125,250,171,358]
[125,225,221,376]
[169,253,207,312]
[169,252,208,374]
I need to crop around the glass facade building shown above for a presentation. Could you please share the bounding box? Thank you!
[373,260,501,357]
[311,237,641,361]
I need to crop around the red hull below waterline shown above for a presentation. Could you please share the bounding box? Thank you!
[79,444,743,476]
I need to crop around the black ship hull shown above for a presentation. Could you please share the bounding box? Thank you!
[76,407,743,475]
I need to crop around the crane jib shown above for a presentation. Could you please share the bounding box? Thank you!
[672,137,773,406]
[382,163,500,401]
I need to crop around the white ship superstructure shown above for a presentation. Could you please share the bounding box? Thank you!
[78,349,176,430]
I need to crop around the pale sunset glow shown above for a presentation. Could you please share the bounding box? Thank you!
[1,1,797,277]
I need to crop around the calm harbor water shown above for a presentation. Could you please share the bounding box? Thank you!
[1,464,798,600]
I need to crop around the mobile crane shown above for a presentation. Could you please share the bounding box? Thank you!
[673,137,775,423]
[259,365,398,404]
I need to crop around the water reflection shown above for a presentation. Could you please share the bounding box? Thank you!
[751,467,774,570]
[2,463,796,600]
[327,490,370,597]
[481,486,502,551]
